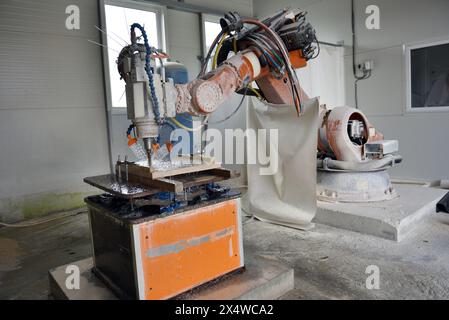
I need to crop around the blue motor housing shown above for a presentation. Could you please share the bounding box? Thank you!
[164,61,189,85]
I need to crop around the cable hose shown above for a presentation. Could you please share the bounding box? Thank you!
[130,23,161,124]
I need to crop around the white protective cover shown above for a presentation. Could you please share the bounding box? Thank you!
[246,97,320,230]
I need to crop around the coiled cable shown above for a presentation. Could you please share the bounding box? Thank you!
[130,23,162,124]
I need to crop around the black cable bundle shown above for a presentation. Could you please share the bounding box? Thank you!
[198,10,320,116]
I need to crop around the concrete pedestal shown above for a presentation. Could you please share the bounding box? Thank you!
[314,185,447,242]
[49,255,294,300]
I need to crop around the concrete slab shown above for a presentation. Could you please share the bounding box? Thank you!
[48,255,294,300]
[314,185,448,242]
[49,258,116,300]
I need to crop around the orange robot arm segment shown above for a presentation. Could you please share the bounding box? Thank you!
[175,48,309,116]
[175,50,261,115]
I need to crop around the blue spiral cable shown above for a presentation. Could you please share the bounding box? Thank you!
[130,23,161,125]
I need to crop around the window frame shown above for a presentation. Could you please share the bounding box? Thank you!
[99,0,167,115]
[405,38,449,113]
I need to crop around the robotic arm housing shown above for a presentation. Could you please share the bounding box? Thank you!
[117,9,319,163]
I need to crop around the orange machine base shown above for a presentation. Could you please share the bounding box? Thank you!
[87,196,244,300]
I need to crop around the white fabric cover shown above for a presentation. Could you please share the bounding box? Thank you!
[246,97,320,230]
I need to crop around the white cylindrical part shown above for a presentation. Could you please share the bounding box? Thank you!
[243,51,261,78]
[135,120,159,139]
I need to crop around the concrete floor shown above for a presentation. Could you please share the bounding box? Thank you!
[2,207,449,300]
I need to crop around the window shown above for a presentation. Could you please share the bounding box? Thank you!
[203,20,222,53]
[101,0,165,109]
[201,14,222,71]
[406,39,449,112]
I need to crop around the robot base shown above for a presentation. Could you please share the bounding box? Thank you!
[317,168,398,203]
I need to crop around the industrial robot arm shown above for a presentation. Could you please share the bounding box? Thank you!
[117,9,319,163]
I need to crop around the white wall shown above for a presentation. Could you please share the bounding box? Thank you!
[254,0,351,45]
[187,0,253,16]
[254,0,449,181]
[344,0,449,180]
[0,0,110,222]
